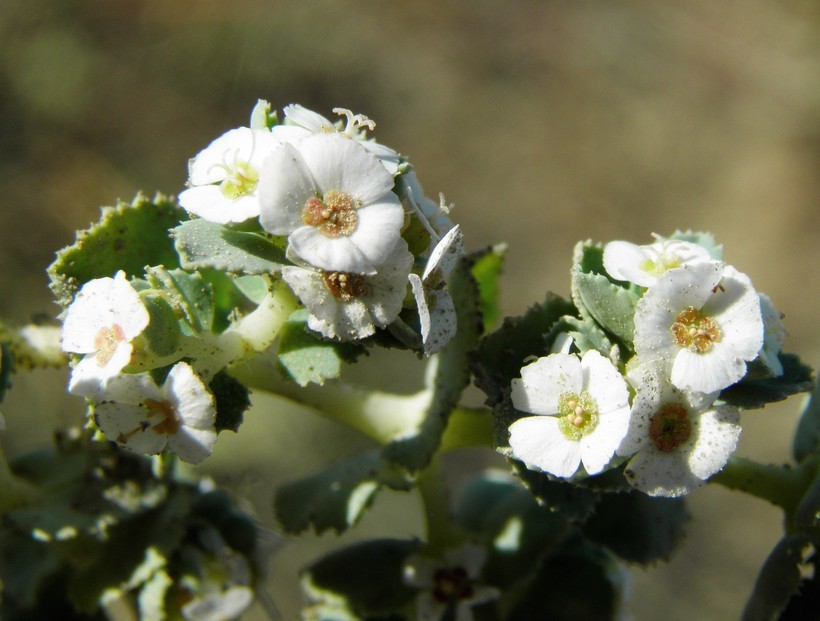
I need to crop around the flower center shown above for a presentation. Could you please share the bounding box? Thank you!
[322,271,368,303]
[671,306,721,353]
[432,566,473,605]
[219,161,259,199]
[557,391,599,440]
[93,324,127,367]
[648,403,692,452]
[145,398,181,435]
[301,190,359,237]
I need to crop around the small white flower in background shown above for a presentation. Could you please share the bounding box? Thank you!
[403,545,499,621]
[93,362,217,464]
[757,292,787,377]
[409,224,464,356]
[282,104,402,175]
[61,272,150,397]
[281,239,413,341]
[603,235,711,288]
[181,586,254,621]
[633,261,764,395]
[258,132,405,275]
[179,127,282,224]
[508,350,631,478]
[617,364,740,497]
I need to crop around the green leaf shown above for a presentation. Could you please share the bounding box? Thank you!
[302,539,420,617]
[209,371,251,433]
[511,461,600,523]
[48,192,185,307]
[470,244,506,332]
[793,377,820,462]
[275,450,410,535]
[507,535,623,621]
[741,534,814,621]
[278,311,365,387]
[0,532,61,610]
[172,218,287,275]
[145,267,214,334]
[551,314,614,359]
[720,353,814,410]
[454,472,568,588]
[572,271,638,346]
[472,293,576,410]
[140,294,181,357]
[381,250,485,472]
[581,491,690,565]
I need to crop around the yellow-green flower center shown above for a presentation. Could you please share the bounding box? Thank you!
[639,256,681,278]
[557,391,599,440]
[671,306,721,353]
[219,161,259,199]
[302,190,359,237]
[648,403,692,452]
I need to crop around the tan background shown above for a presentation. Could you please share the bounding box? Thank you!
[0,1,818,619]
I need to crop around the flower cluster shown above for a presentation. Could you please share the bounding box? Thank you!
[57,102,463,464]
[180,101,460,348]
[507,233,784,496]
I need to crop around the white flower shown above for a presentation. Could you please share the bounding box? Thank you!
[258,132,404,275]
[181,586,253,621]
[281,239,413,341]
[508,350,631,478]
[93,362,217,464]
[403,545,499,621]
[282,104,402,175]
[757,292,787,376]
[61,272,150,397]
[603,236,711,287]
[633,261,764,395]
[179,127,282,224]
[409,225,464,356]
[618,364,740,497]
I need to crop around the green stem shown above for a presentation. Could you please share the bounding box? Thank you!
[231,358,431,445]
[710,456,818,519]
[417,455,462,554]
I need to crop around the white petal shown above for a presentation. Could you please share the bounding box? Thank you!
[288,227,375,274]
[346,199,405,267]
[258,142,318,235]
[178,186,260,223]
[296,133,395,205]
[687,406,740,480]
[169,426,216,464]
[422,225,464,281]
[580,406,631,474]
[511,354,583,415]
[164,362,216,431]
[671,347,746,394]
[283,104,335,132]
[624,447,703,497]
[603,241,654,286]
[67,342,134,397]
[61,273,147,352]
[581,350,629,412]
[508,416,581,478]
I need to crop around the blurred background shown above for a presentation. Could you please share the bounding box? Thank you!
[0,1,817,619]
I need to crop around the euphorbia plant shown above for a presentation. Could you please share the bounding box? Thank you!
[0,101,815,621]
